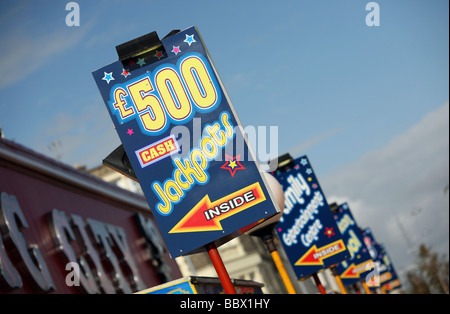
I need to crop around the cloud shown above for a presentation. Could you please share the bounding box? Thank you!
[321,103,449,275]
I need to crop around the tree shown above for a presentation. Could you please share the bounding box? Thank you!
[406,244,449,294]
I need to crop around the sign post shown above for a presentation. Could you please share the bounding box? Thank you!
[248,171,297,294]
[331,266,348,294]
[205,242,236,294]
[92,26,280,293]
[272,154,349,293]
[250,225,297,294]
[312,273,327,294]
[264,236,297,294]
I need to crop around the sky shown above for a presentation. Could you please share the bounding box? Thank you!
[0,0,448,289]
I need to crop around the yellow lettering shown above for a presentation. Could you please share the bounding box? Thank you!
[128,78,166,132]
[181,56,217,109]
[221,112,233,139]
[164,139,175,152]
[156,68,191,120]
[190,149,208,183]
[149,147,159,159]
[152,182,171,214]
[200,136,217,159]
[157,144,166,155]
[113,88,134,119]
[164,180,182,203]
[206,123,226,146]
[174,158,202,185]
[141,151,151,162]
[151,112,235,215]
[347,229,362,259]
[174,169,190,190]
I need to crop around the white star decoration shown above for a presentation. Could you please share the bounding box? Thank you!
[102,72,114,84]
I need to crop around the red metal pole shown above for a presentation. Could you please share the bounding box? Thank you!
[353,283,361,294]
[206,242,236,294]
[312,273,327,294]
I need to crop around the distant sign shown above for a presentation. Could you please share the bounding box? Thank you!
[361,228,385,288]
[333,203,374,286]
[379,243,402,291]
[92,26,279,258]
[361,228,403,291]
[274,156,349,279]
[135,276,264,294]
[136,277,197,294]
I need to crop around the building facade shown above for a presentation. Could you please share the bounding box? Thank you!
[0,138,181,294]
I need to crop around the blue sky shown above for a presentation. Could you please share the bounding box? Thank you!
[0,0,448,289]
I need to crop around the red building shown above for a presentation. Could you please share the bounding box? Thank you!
[0,137,181,294]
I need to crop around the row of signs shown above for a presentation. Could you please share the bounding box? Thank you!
[272,156,401,291]
[93,26,401,292]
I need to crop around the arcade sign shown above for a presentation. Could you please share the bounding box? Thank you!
[92,26,280,258]
[273,156,349,279]
[333,203,374,286]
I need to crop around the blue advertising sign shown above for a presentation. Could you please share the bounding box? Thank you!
[361,228,385,289]
[377,243,402,292]
[92,26,280,258]
[274,156,349,279]
[333,203,374,286]
[136,277,197,294]
[361,229,402,291]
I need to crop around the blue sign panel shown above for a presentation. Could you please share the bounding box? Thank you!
[378,243,402,292]
[361,228,385,289]
[361,228,402,292]
[136,278,196,294]
[346,227,402,292]
[274,156,349,279]
[92,26,280,258]
[333,203,374,286]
